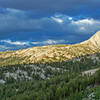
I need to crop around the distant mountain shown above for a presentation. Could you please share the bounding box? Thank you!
[0,30,100,66]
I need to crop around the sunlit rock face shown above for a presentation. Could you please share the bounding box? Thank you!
[1,30,100,66]
[81,30,100,49]
[89,31,100,47]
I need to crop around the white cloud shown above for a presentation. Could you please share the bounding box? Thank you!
[0,8,99,37]
[32,39,65,45]
[43,40,65,44]
[51,14,73,23]
[0,39,68,51]
[0,45,11,51]
[6,8,23,13]
[51,17,64,23]
[1,40,30,46]
[51,14,100,34]
[70,18,100,34]
[72,18,96,25]
[0,8,100,41]
[68,17,73,20]
[0,39,66,47]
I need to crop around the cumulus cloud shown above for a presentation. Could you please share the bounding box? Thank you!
[1,39,66,46]
[50,13,100,35]
[71,18,100,34]
[0,8,100,37]
[0,8,100,50]
[0,39,67,51]
[51,17,64,23]
[32,40,65,45]
[0,40,30,46]
[0,8,67,37]
[0,1,100,51]
[72,18,96,25]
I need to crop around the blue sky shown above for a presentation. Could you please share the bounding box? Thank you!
[0,0,100,51]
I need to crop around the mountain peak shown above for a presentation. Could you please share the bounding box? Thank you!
[88,30,100,47]
[1,30,100,66]
[81,30,100,48]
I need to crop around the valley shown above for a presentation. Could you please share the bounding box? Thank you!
[0,31,100,100]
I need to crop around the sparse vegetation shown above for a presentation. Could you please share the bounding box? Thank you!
[0,44,100,66]
[1,31,100,100]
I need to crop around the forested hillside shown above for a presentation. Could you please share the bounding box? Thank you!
[0,53,100,100]
[1,31,100,100]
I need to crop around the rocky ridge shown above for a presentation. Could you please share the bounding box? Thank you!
[0,30,100,66]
